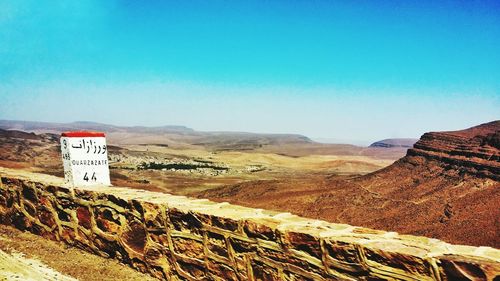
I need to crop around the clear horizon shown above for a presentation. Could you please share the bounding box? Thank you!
[1,1,499,145]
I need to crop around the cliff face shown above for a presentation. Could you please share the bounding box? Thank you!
[407,121,500,180]
[342,121,500,247]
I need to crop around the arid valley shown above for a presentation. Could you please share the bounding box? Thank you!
[1,120,498,248]
[0,120,409,193]
[0,119,499,280]
[2,2,500,279]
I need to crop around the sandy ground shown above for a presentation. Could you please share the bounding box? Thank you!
[123,145,395,172]
[108,145,397,195]
[0,225,157,281]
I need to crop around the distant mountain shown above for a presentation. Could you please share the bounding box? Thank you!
[0,120,313,149]
[0,120,413,160]
[0,120,194,134]
[369,138,418,148]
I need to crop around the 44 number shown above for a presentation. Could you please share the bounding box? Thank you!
[83,172,97,182]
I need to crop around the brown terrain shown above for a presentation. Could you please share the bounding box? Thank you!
[0,120,407,196]
[198,121,500,248]
[0,121,418,279]
[0,120,498,250]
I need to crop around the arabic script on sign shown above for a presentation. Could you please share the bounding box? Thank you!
[60,132,111,186]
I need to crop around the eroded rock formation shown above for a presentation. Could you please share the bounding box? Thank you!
[408,121,500,180]
[0,168,498,280]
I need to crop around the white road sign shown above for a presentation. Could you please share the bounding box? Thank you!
[60,132,111,186]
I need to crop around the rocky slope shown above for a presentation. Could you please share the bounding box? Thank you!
[407,121,499,180]
[0,129,60,169]
[198,121,500,247]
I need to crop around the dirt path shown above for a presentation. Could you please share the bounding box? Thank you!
[0,225,157,281]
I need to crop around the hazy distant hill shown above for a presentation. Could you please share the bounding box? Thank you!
[0,120,193,134]
[0,120,312,149]
[369,138,418,148]
[0,120,411,159]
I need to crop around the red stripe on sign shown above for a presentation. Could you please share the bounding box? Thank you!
[61,131,106,137]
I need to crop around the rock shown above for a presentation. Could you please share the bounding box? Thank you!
[407,121,500,180]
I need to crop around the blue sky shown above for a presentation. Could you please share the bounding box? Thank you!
[1,1,499,145]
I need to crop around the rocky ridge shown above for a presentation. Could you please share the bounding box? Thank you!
[406,121,500,180]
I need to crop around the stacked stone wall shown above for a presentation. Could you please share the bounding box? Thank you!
[0,168,498,280]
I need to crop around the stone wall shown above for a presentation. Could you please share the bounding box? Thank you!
[0,168,498,281]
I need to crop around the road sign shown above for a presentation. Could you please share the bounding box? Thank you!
[60,131,111,186]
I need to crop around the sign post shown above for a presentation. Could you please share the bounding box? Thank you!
[60,131,111,186]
